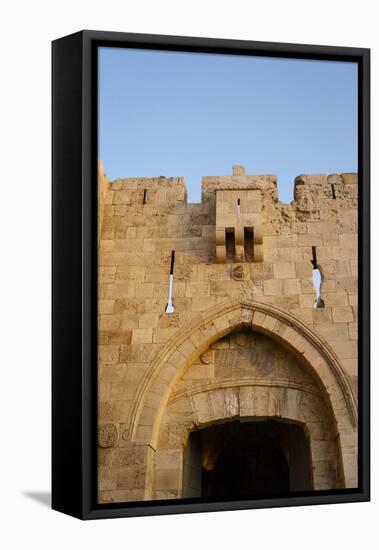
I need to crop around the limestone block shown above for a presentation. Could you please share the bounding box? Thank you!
[311,441,331,461]
[328,340,357,359]
[350,258,358,277]
[254,386,271,416]
[330,246,357,260]
[288,307,313,326]
[99,345,119,365]
[116,266,145,283]
[249,262,273,280]
[190,392,212,425]
[174,264,197,282]
[245,190,262,203]
[126,226,138,239]
[185,282,210,298]
[300,279,316,294]
[307,421,325,440]
[332,306,354,323]
[139,313,159,328]
[172,282,186,298]
[253,227,263,245]
[322,291,348,307]
[99,266,117,283]
[121,310,140,329]
[254,244,264,262]
[299,294,316,308]
[119,343,159,363]
[285,388,302,421]
[165,348,187,372]
[191,296,217,312]
[315,323,349,341]
[264,247,304,262]
[273,262,296,279]
[283,278,301,295]
[153,328,177,344]
[239,387,256,417]
[143,239,157,252]
[313,308,332,324]
[154,468,182,491]
[262,314,277,332]
[322,232,339,245]
[315,246,335,261]
[339,233,358,247]
[113,190,132,205]
[99,300,115,314]
[241,202,262,215]
[131,328,153,345]
[155,450,183,471]
[183,362,214,380]
[348,293,357,307]
[210,388,239,420]
[98,399,134,424]
[335,277,357,292]
[99,314,122,331]
[106,282,136,299]
[344,185,358,199]
[348,323,357,340]
[135,282,154,298]
[176,338,198,361]
[341,358,358,378]
[144,266,169,285]
[263,279,283,296]
[341,173,358,185]
[99,239,115,252]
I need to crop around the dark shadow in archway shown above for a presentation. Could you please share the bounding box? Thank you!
[183,419,313,498]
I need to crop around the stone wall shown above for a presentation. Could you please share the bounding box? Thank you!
[97,165,358,503]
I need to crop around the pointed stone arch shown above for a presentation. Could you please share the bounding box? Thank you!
[128,298,357,482]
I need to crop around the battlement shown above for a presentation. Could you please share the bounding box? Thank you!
[202,165,278,202]
[99,163,357,263]
[107,175,187,205]
[294,173,358,201]
[103,165,357,207]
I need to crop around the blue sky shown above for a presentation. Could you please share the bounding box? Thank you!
[99,47,357,203]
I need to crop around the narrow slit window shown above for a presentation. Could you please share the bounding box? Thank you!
[236,198,241,215]
[244,227,254,262]
[143,188,147,204]
[225,228,236,262]
[165,251,175,314]
[311,246,324,308]
[331,184,336,199]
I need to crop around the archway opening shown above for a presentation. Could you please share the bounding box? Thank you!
[183,419,313,498]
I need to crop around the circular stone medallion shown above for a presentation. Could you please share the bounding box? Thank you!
[98,423,118,448]
[200,350,213,364]
[232,263,248,281]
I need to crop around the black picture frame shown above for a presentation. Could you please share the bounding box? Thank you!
[52,30,370,520]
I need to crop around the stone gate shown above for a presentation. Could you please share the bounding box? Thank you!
[97,163,358,503]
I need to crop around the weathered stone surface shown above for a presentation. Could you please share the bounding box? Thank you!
[98,166,358,503]
[232,263,249,281]
[98,423,118,448]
